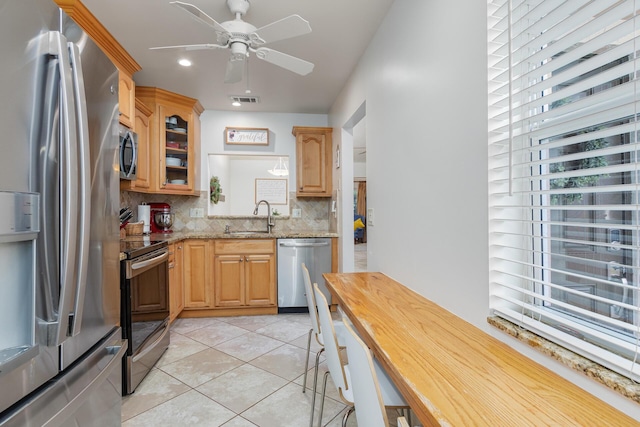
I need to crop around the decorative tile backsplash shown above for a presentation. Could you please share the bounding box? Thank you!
[120,191,333,234]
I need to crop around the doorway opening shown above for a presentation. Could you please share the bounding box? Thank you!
[353,119,367,271]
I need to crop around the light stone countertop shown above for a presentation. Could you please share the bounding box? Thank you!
[121,231,339,245]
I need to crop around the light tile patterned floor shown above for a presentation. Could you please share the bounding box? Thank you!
[122,314,411,427]
[354,243,367,272]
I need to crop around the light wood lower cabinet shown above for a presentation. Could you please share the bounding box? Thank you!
[169,238,282,318]
[168,242,184,322]
[183,239,213,308]
[214,240,276,308]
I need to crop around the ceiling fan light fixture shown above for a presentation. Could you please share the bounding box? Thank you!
[160,1,314,84]
[178,58,192,66]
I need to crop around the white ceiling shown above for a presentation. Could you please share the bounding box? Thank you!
[82,0,395,113]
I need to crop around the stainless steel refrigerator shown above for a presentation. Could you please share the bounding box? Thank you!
[0,0,126,425]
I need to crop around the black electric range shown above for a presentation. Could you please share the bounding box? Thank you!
[119,238,170,395]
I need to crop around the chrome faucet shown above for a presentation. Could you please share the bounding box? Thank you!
[253,199,275,233]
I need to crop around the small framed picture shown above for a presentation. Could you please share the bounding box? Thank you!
[225,127,269,145]
[255,178,288,205]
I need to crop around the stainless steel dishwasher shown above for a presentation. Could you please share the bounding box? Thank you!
[277,238,332,312]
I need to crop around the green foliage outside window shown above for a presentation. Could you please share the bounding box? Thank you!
[549,135,608,205]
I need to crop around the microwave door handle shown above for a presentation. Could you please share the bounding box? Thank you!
[128,130,137,178]
[120,131,136,178]
[47,31,79,346]
[119,133,126,175]
[67,41,91,337]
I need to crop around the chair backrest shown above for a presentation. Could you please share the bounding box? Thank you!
[313,283,350,401]
[301,263,322,337]
[342,320,389,427]
[397,416,410,427]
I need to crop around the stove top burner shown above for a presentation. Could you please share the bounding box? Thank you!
[120,239,168,259]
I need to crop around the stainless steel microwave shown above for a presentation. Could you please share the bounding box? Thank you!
[119,125,138,180]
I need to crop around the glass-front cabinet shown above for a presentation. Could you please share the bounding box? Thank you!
[134,87,202,196]
[161,106,192,193]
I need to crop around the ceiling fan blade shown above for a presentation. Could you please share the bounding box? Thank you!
[254,47,314,76]
[224,57,245,84]
[251,15,312,45]
[170,1,229,35]
[150,43,226,51]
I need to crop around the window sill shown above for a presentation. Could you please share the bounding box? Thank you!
[487,316,640,404]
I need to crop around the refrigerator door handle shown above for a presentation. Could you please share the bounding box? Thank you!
[66,41,91,337]
[47,30,79,346]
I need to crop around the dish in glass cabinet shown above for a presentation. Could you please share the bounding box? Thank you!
[172,127,186,132]
[165,157,181,167]
[170,179,186,185]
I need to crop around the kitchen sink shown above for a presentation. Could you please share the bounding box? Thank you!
[226,231,270,236]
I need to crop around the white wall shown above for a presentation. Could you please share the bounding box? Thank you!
[199,110,328,195]
[329,0,639,418]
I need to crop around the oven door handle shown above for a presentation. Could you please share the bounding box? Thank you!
[131,251,169,270]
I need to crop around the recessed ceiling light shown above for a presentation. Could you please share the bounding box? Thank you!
[232,101,242,107]
[178,58,192,67]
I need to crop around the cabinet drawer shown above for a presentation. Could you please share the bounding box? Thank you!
[214,239,275,255]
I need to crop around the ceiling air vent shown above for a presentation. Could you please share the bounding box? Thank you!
[230,95,260,104]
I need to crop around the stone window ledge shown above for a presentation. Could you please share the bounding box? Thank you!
[488,316,640,404]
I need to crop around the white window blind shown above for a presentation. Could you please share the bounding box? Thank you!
[488,0,640,381]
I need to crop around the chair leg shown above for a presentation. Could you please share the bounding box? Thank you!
[317,371,330,427]
[341,406,354,427]
[309,348,324,427]
[302,328,312,393]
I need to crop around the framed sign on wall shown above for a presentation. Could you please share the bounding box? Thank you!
[225,127,269,145]
[255,178,288,205]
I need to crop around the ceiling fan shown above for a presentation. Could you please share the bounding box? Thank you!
[151,0,314,83]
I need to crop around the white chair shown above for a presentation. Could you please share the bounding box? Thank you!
[343,320,413,427]
[301,263,345,427]
[314,283,409,427]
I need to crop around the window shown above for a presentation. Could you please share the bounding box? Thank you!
[488,0,640,381]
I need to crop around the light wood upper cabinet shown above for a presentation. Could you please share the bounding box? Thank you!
[53,1,141,94]
[213,240,276,308]
[118,72,135,128]
[293,126,333,197]
[135,87,204,195]
[183,239,213,309]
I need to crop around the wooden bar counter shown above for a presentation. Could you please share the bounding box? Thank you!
[323,272,637,426]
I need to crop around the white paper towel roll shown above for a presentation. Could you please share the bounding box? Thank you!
[138,204,150,234]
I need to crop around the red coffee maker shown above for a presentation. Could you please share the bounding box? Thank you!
[149,202,174,233]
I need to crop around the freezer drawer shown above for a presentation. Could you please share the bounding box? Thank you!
[277,238,332,311]
[0,328,127,427]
